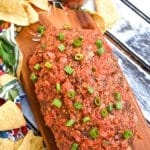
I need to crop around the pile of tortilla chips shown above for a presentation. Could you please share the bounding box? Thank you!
[0,0,49,26]
[90,0,120,33]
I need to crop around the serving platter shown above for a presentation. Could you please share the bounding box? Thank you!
[16,6,150,150]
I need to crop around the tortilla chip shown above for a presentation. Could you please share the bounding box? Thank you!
[0,74,16,86]
[0,138,14,150]
[26,0,49,10]
[0,0,29,26]
[17,130,44,150]
[14,139,23,150]
[0,101,26,131]
[21,1,39,24]
[94,0,120,32]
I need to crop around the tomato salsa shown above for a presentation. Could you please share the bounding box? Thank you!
[29,25,136,150]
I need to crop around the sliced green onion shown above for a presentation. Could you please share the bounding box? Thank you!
[122,130,133,139]
[115,102,122,110]
[94,96,101,106]
[64,66,74,75]
[79,35,83,41]
[74,53,84,61]
[95,39,103,48]
[56,83,61,93]
[97,47,105,56]
[107,104,113,112]
[73,102,83,110]
[30,73,37,82]
[88,87,94,94]
[114,92,121,100]
[58,32,64,41]
[37,25,45,35]
[67,90,76,99]
[34,63,41,71]
[65,119,75,127]
[89,127,99,139]
[71,143,78,150]
[73,39,82,47]
[41,44,46,50]
[58,44,65,52]
[101,108,108,117]
[83,116,90,123]
[45,62,52,69]
[52,98,62,108]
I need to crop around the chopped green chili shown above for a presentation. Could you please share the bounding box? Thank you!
[71,143,79,150]
[67,90,76,99]
[122,130,133,139]
[74,53,84,61]
[56,83,61,93]
[45,62,52,69]
[94,96,101,106]
[58,32,64,41]
[97,47,105,56]
[115,102,122,110]
[114,92,121,100]
[73,102,83,110]
[88,87,94,94]
[30,73,37,82]
[58,44,65,52]
[107,104,113,112]
[34,63,41,71]
[101,108,108,117]
[95,39,103,48]
[83,116,91,123]
[73,39,82,47]
[89,127,99,139]
[37,25,45,35]
[65,119,75,127]
[52,98,62,108]
[64,66,74,75]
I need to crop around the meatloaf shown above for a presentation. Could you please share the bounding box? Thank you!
[29,25,137,150]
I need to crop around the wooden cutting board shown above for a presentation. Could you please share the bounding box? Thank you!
[16,6,150,150]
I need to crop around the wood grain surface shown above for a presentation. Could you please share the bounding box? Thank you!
[16,6,150,150]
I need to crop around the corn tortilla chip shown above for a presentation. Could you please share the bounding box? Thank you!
[25,0,49,11]
[94,0,120,32]
[21,1,39,24]
[0,0,29,26]
[0,138,14,150]
[14,139,23,150]
[0,101,26,131]
[0,74,16,86]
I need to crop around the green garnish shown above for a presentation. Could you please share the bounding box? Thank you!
[122,130,133,139]
[115,102,122,110]
[37,25,45,35]
[73,102,83,110]
[52,98,62,108]
[45,62,52,69]
[83,116,90,123]
[67,90,76,99]
[107,104,113,112]
[95,39,103,48]
[94,96,101,106]
[64,66,74,75]
[58,44,65,52]
[89,127,99,139]
[101,108,108,117]
[30,73,37,82]
[73,39,82,47]
[114,92,121,100]
[88,87,94,94]
[41,44,46,50]
[33,63,41,71]
[74,53,84,61]
[56,83,61,93]
[71,143,78,150]
[65,119,75,127]
[97,47,105,56]
[79,35,83,41]
[58,32,64,41]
